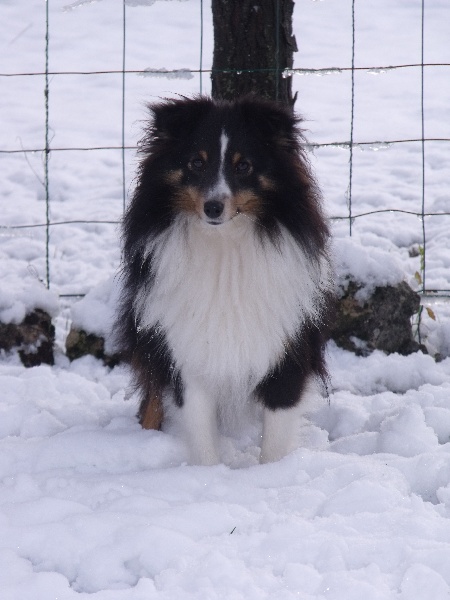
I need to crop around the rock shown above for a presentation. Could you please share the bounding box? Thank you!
[0,308,55,366]
[331,280,426,356]
[65,326,119,367]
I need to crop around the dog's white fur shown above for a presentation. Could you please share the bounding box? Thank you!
[135,213,331,464]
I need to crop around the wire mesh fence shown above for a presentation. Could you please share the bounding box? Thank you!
[1,0,449,298]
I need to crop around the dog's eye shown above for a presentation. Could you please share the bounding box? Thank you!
[235,160,251,174]
[190,157,205,171]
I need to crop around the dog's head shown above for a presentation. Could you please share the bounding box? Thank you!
[129,96,327,251]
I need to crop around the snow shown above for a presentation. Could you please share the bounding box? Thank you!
[0,271,59,325]
[1,351,450,598]
[142,67,194,80]
[2,0,450,598]
[333,234,406,299]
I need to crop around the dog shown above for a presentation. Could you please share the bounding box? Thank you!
[116,96,334,465]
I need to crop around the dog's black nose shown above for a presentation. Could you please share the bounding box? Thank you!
[204,200,224,220]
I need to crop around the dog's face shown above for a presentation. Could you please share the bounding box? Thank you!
[146,97,298,227]
[174,128,269,226]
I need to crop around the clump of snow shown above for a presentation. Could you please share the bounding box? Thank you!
[141,67,194,80]
[327,343,449,395]
[1,349,450,598]
[0,271,59,325]
[418,299,450,359]
[126,0,189,7]
[64,0,188,11]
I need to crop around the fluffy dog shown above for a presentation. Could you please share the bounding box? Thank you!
[116,96,333,465]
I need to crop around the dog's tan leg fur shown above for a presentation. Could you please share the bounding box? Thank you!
[139,392,164,430]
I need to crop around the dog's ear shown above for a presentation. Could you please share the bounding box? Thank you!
[149,97,214,142]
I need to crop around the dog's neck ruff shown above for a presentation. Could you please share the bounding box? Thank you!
[136,214,331,392]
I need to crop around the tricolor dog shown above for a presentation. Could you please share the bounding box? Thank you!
[116,96,333,465]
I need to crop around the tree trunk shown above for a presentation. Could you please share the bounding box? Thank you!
[211,0,297,107]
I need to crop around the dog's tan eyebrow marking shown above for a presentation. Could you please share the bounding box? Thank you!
[258,175,276,190]
[232,152,243,166]
[198,150,208,162]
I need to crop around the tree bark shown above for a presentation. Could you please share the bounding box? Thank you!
[211,0,297,107]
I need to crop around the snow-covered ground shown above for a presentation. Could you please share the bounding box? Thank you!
[1,0,450,598]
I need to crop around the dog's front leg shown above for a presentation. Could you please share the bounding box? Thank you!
[180,378,220,465]
[259,374,321,464]
[260,403,305,463]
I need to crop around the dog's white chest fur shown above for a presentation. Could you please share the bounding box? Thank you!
[136,215,329,391]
